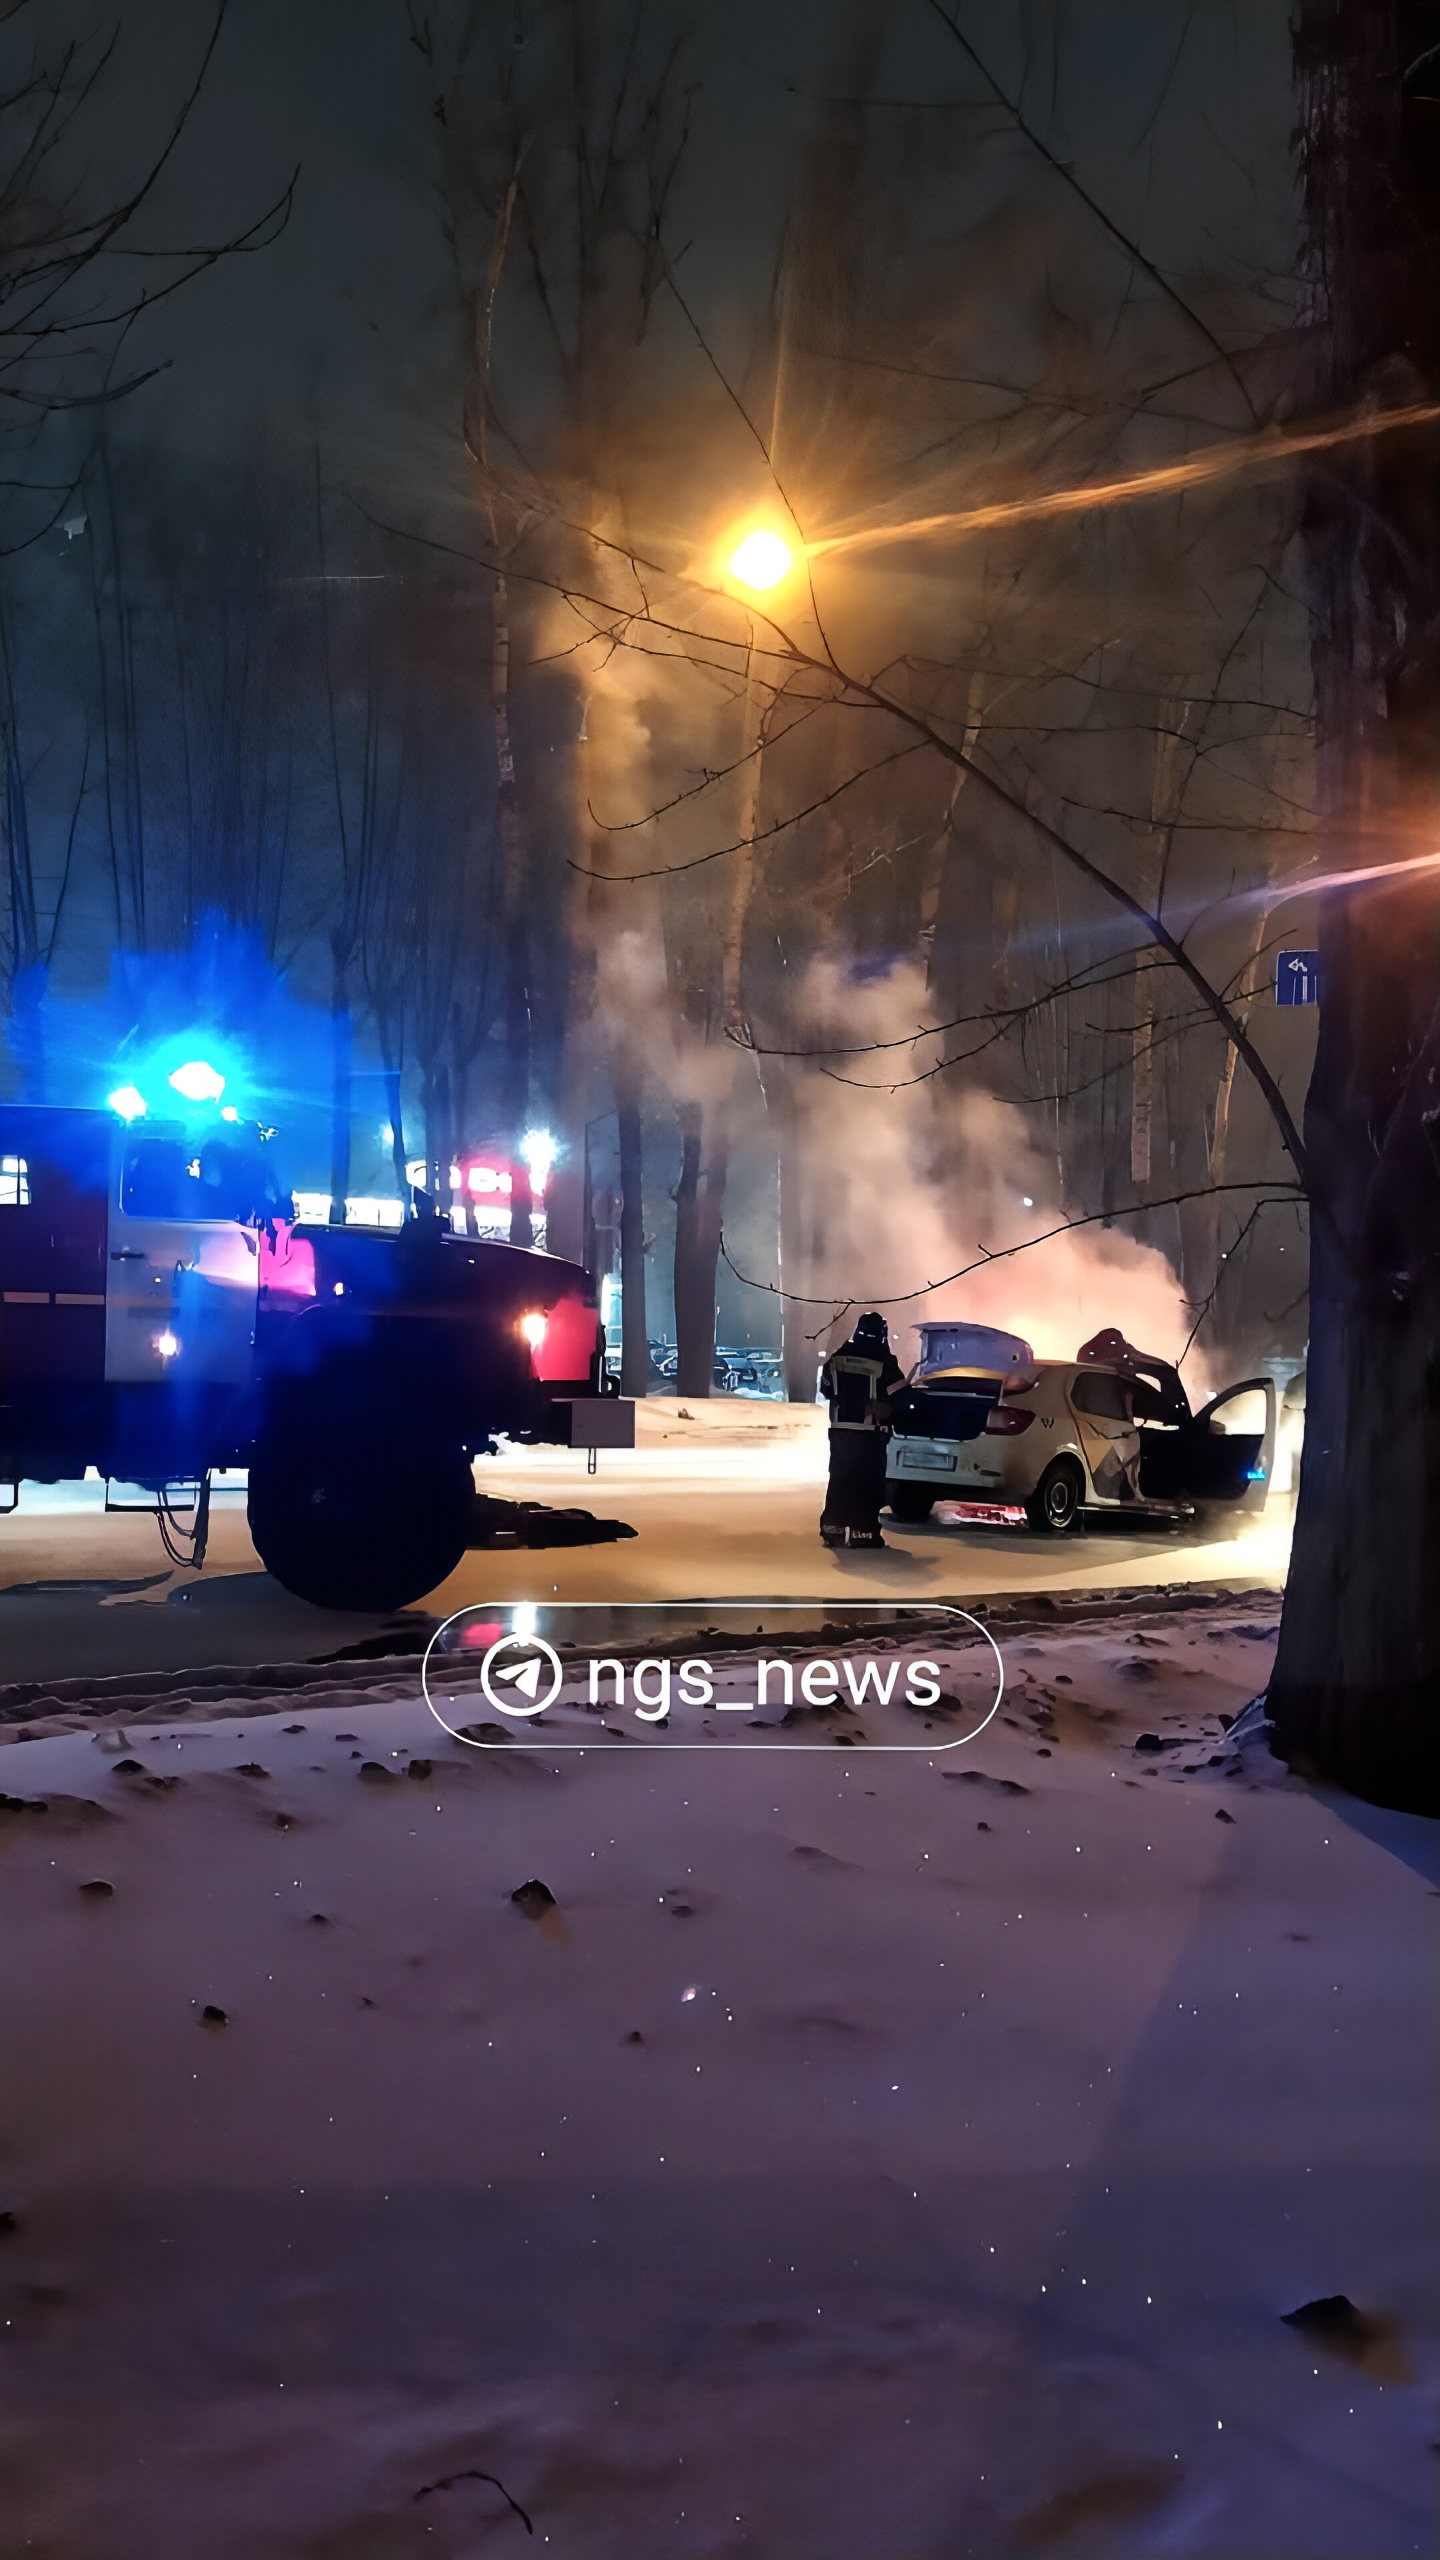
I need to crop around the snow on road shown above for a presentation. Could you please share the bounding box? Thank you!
[0,1594,1432,2557]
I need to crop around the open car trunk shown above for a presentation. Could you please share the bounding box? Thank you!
[1137,1376,1277,1511]
[894,1378,1003,1442]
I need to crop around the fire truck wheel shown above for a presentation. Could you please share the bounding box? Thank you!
[887,1484,935,1522]
[1023,1457,1085,1534]
[247,1416,473,1611]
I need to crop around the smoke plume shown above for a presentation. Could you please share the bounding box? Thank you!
[775,959,1203,1376]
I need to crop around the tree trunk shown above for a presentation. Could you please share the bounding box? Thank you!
[674,1101,729,1397]
[544,1085,586,1267]
[490,564,534,1250]
[4,719,43,1100]
[779,1134,817,1402]
[471,181,534,1253]
[382,1057,407,1202]
[1130,706,1189,1243]
[1269,0,1440,1811]
[328,946,352,1227]
[617,1091,648,1397]
[721,628,764,1034]
[424,1062,452,1216]
[1129,981,1154,1190]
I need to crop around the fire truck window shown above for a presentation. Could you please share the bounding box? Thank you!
[122,1140,202,1218]
[0,1154,30,1207]
[1071,1370,1133,1422]
[196,1133,292,1227]
[121,1133,289,1226]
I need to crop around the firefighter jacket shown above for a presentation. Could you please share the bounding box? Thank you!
[820,1343,905,1431]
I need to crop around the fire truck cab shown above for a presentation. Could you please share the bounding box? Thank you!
[0,1104,605,1610]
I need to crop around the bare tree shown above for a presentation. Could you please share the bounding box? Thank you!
[0,0,292,1050]
[409,0,693,1295]
[1268,0,1440,1813]
[392,9,1331,1432]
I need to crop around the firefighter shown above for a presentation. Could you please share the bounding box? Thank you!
[819,1311,906,1549]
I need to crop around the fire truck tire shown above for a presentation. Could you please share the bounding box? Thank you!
[887,1484,936,1522]
[1024,1458,1085,1534]
[247,1414,473,1611]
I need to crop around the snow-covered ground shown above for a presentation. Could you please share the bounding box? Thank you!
[0,1591,1433,2557]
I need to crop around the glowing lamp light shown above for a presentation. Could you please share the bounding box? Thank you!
[520,1128,556,1197]
[168,1059,226,1105]
[107,1084,147,1122]
[727,528,794,592]
[519,1311,548,1351]
[220,1105,240,1123]
[153,1330,180,1361]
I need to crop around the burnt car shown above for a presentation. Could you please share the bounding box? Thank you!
[886,1321,1276,1532]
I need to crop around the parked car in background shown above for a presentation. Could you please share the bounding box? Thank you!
[886,1322,1276,1532]
[715,1345,785,1398]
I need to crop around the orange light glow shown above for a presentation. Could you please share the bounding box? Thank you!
[726,528,795,592]
[805,399,1440,564]
[520,1312,548,1351]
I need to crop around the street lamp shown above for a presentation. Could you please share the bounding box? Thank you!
[726,528,795,592]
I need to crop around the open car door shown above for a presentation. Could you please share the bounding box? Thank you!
[1138,1376,1277,1513]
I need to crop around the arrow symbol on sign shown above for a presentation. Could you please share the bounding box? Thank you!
[495,1655,544,1699]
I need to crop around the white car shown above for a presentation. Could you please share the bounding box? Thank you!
[885,1324,1276,1533]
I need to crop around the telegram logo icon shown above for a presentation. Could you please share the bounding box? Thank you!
[479,1631,563,1719]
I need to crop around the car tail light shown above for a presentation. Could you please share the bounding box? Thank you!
[984,1404,1035,1435]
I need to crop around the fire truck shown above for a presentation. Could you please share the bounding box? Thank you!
[0,1102,607,1610]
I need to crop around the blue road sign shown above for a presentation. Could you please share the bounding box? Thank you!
[1276,949,1320,1006]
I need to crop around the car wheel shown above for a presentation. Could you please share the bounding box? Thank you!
[248,1397,473,1611]
[1024,1457,1085,1534]
[887,1483,936,1522]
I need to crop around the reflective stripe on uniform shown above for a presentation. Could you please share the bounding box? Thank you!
[825,1352,888,1430]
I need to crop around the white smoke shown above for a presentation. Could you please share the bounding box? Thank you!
[572,636,1202,1388]
[590,926,736,1110]
[777,957,1203,1376]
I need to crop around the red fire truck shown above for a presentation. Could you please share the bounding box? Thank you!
[0,1104,605,1610]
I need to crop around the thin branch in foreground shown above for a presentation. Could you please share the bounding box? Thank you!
[346,497,1311,1189]
[1176,1200,1269,1364]
[571,742,928,880]
[718,1181,1306,1320]
[921,0,1260,425]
